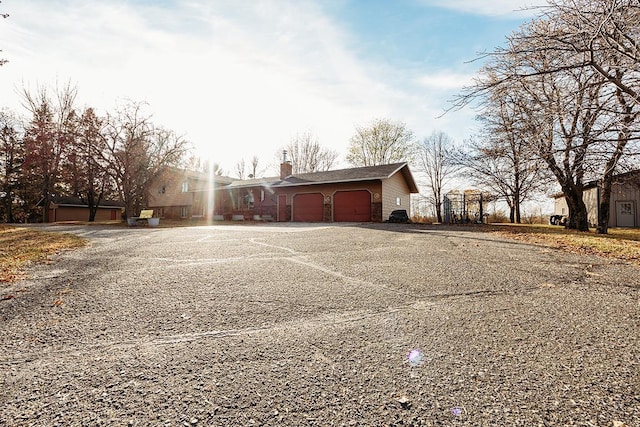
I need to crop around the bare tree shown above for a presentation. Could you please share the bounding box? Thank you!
[416,131,457,223]
[283,132,338,173]
[539,0,640,104]
[347,119,415,167]
[181,155,225,176]
[103,101,188,217]
[457,84,554,224]
[249,155,262,178]
[234,158,246,179]
[455,2,640,232]
[64,107,114,221]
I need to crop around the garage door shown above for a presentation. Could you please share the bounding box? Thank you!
[334,190,371,222]
[293,193,324,222]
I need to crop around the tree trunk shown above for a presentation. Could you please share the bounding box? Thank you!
[596,172,616,234]
[435,199,443,223]
[564,192,589,231]
[506,197,516,224]
[42,194,51,223]
[87,190,97,222]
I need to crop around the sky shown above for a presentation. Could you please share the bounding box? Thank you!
[0,0,540,176]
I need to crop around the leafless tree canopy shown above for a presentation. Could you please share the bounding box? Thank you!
[416,131,457,223]
[455,0,640,232]
[347,119,415,167]
[103,101,188,217]
[283,132,339,174]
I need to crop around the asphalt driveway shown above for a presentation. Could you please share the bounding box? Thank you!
[1,223,639,426]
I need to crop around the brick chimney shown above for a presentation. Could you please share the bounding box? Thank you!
[280,150,292,179]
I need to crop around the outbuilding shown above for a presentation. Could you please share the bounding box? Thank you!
[39,197,124,222]
[553,170,640,228]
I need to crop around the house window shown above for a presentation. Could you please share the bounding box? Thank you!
[181,181,189,192]
[180,206,188,218]
[261,189,265,202]
[158,185,166,194]
[396,197,402,206]
[157,207,164,218]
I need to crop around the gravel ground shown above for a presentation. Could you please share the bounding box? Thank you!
[1,223,639,426]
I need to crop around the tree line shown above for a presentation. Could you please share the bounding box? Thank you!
[0,83,188,222]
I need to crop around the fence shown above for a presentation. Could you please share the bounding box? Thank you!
[443,191,488,224]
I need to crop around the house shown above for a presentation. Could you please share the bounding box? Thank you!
[553,170,640,227]
[147,168,234,220]
[149,161,419,223]
[39,197,124,222]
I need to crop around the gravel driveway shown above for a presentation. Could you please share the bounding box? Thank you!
[1,223,639,426]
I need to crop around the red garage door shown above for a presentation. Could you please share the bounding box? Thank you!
[334,190,371,222]
[293,193,324,222]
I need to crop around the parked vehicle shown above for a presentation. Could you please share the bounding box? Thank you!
[549,214,568,226]
[388,209,410,223]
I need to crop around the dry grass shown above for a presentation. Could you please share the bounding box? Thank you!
[488,223,640,265]
[0,226,87,284]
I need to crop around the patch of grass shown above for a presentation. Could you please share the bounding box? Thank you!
[488,223,640,264]
[0,226,87,283]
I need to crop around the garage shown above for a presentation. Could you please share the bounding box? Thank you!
[293,193,324,222]
[333,190,371,222]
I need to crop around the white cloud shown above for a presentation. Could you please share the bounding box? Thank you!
[0,0,499,173]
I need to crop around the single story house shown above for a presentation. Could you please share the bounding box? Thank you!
[553,170,640,228]
[40,197,124,222]
[149,161,419,223]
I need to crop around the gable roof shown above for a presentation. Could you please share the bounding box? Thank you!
[227,162,419,193]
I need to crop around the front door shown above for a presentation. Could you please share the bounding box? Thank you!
[616,201,636,227]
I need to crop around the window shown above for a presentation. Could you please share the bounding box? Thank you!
[261,189,265,202]
[180,207,188,218]
[396,197,402,206]
[181,181,189,193]
[157,208,164,218]
[158,185,166,194]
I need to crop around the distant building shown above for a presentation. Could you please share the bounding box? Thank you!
[553,170,640,228]
[39,197,124,222]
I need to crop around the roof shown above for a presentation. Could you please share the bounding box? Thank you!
[551,169,640,198]
[161,166,235,186]
[39,197,124,208]
[227,163,419,193]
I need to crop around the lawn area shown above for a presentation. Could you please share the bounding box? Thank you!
[488,223,640,265]
[0,226,87,284]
